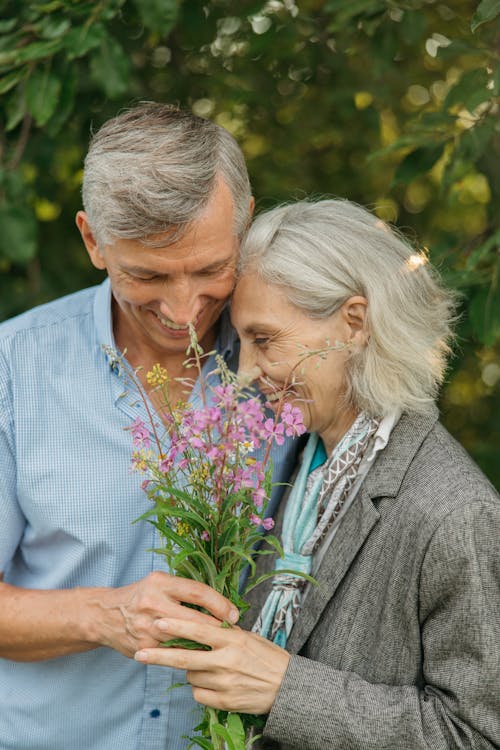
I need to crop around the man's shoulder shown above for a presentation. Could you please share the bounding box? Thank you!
[0,285,99,344]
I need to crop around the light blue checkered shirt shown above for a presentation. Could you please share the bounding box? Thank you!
[0,279,298,750]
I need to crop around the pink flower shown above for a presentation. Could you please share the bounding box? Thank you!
[128,417,151,449]
[249,514,275,531]
[252,487,267,509]
[201,530,210,541]
[263,418,285,445]
[279,403,306,436]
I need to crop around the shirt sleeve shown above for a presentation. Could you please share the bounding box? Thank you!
[0,347,25,572]
[264,500,500,750]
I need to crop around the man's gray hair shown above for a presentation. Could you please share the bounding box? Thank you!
[82,102,252,246]
[238,199,457,417]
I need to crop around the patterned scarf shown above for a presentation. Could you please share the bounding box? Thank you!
[253,412,380,647]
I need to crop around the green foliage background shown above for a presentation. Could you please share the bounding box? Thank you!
[1,0,499,486]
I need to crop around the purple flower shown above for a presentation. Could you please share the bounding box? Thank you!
[263,418,285,445]
[262,517,275,531]
[279,403,306,436]
[128,417,151,449]
[252,487,267,509]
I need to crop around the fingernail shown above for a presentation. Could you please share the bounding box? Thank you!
[135,650,149,662]
[229,609,239,624]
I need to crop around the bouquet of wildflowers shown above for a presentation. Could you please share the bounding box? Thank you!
[113,330,306,750]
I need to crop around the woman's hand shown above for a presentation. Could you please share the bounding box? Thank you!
[134,617,290,715]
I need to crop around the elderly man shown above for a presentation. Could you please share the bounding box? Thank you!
[0,103,296,749]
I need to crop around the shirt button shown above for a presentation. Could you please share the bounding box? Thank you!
[150,709,161,718]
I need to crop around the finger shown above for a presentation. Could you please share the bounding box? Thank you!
[191,686,221,710]
[134,645,213,671]
[158,575,239,624]
[160,602,225,627]
[153,617,236,650]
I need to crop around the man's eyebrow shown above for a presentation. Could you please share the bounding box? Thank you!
[121,258,235,275]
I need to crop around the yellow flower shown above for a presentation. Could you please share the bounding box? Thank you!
[176,521,190,536]
[131,449,152,473]
[146,364,169,387]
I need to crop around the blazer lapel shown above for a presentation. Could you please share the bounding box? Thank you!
[286,486,379,653]
[286,408,440,654]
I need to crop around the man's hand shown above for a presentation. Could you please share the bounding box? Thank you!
[134,617,290,715]
[88,572,240,658]
[0,574,239,662]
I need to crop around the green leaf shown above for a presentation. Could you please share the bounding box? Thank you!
[0,205,37,263]
[226,714,246,748]
[0,38,63,68]
[64,23,107,60]
[25,68,61,126]
[0,69,26,95]
[444,68,490,111]
[471,0,500,31]
[465,231,500,272]
[90,34,130,99]
[469,281,500,345]
[45,66,76,136]
[212,723,238,750]
[392,145,444,186]
[161,637,211,650]
[244,568,318,594]
[38,17,71,40]
[5,87,26,131]
[132,0,180,35]
[0,20,17,34]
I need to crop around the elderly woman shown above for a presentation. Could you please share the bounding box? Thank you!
[135,200,500,749]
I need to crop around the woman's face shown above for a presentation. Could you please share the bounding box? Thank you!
[231,273,366,451]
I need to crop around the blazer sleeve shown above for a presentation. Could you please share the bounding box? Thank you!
[263,500,500,750]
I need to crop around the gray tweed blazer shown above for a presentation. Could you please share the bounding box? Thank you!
[243,409,500,749]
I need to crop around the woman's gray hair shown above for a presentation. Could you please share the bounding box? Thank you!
[238,199,458,417]
[82,102,252,246]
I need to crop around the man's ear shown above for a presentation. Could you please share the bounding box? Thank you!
[75,211,106,270]
[340,296,369,345]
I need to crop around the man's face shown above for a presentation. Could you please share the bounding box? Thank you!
[78,179,244,360]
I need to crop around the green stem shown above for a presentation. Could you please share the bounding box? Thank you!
[207,707,225,750]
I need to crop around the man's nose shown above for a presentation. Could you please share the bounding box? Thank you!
[158,278,201,325]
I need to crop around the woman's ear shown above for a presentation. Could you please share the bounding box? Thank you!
[75,211,107,271]
[340,296,369,346]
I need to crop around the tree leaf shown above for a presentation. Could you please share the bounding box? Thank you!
[0,205,37,263]
[392,145,444,186]
[45,66,76,136]
[471,0,500,31]
[0,69,26,95]
[4,87,26,132]
[0,38,63,68]
[469,283,500,345]
[444,68,490,111]
[38,17,71,40]
[132,0,181,35]
[64,23,107,60]
[90,34,130,98]
[25,68,61,126]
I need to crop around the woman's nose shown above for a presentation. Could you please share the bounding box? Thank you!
[237,343,261,385]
